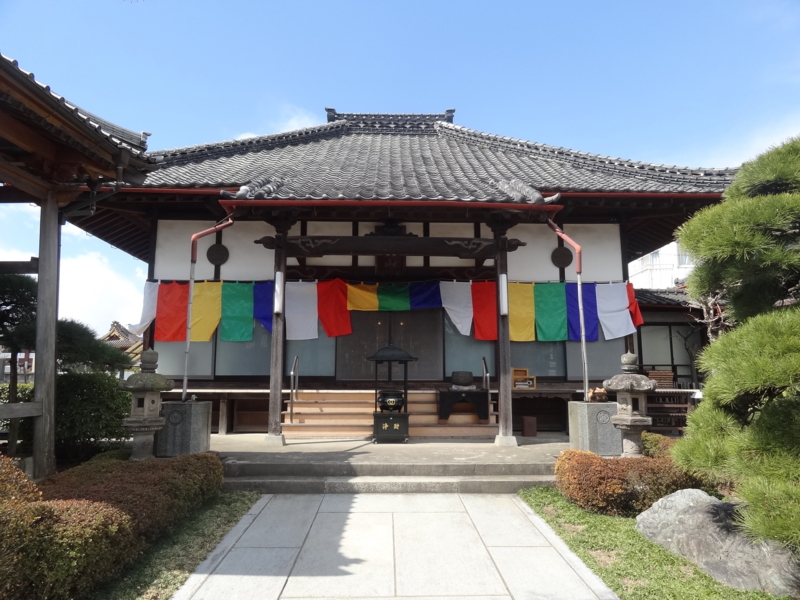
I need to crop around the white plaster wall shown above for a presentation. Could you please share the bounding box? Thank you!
[306,221,353,266]
[220,221,275,280]
[562,224,623,283]
[505,223,560,282]
[429,223,476,267]
[154,220,216,280]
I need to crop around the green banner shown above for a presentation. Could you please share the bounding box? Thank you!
[220,282,255,342]
[534,282,568,341]
[377,283,411,311]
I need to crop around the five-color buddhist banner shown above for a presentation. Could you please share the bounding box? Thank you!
[146,279,643,343]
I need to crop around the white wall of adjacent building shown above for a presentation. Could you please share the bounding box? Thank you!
[628,242,694,289]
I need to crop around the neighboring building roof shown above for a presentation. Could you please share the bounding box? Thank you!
[99,321,141,348]
[142,109,736,201]
[0,53,151,158]
[635,288,692,307]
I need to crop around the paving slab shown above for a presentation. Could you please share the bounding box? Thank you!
[191,547,298,600]
[319,492,464,513]
[172,492,618,600]
[394,512,508,597]
[490,546,600,600]
[236,494,322,548]
[281,512,395,598]
[461,494,549,547]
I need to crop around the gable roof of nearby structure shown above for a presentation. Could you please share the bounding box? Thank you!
[635,288,693,307]
[0,53,151,159]
[99,321,141,348]
[142,109,736,201]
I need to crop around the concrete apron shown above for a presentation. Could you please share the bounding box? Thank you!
[214,434,569,494]
[173,493,618,600]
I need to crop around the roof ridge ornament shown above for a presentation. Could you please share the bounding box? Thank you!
[494,180,561,204]
[324,107,455,124]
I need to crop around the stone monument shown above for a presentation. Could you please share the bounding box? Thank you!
[155,397,213,457]
[603,353,655,457]
[119,349,173,461]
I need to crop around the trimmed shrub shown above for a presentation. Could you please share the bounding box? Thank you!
[0,498,137,600]
[554,449,711,516]
[0,454,40,504]
[641,431,677,458]
[41,452,224,542]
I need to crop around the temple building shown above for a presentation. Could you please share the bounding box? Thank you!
[65,109,734,442]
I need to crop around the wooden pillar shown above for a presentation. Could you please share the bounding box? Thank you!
[33,192,58,479]
[494,236,516,446]
[266,232,287,444]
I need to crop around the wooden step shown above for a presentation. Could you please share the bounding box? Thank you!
[409,424,499,437]
[295,391,438,402]
[289,400,438,413]
[281,411,498,425]
[281,423,373,437]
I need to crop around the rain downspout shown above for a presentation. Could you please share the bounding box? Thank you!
[547,219,589,401]
[182,216,236,401]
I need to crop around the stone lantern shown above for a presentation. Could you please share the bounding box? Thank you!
[119,349,174,460]
[603,353,655,458]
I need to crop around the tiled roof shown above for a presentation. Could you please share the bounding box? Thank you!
[143,109,736,201]
[635,288,692,306]
[100,321,141,347]
[0,53,151,157]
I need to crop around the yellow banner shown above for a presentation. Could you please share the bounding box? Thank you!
[508,282,535,342]
[347,283,379,311]
[190,281,222,341]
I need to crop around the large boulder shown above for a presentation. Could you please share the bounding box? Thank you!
[636,489,799,596]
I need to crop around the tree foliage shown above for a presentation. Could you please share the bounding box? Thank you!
[11,319,132,373]
[0,274,36,350]
[677,136,800,323]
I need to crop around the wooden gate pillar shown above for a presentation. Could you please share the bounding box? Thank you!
[494,237,516,446]
[266,231,287,445]
[33,192,59,478]
[486,211,519,447]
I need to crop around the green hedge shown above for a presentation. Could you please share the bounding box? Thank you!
[13,373,131,460]
[0,383,34,432]
[0,452,223,599]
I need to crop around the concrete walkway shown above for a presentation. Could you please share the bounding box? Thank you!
[173,493,618,600]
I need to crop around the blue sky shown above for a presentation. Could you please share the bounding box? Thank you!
[1,0,799,333]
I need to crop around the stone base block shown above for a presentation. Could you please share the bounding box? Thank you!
[155,401,212,457]
[568,401,622,456]
[494,435,518,447]
[263,433,286,446]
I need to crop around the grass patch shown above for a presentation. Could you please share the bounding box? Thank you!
[91,491,260,600]
[519,486,791,600]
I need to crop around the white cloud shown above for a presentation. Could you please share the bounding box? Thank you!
[0,247,36,263]
[235,132,259,140]
[62,222,88,238]
[58,252,144,336]
[269,105,322,133]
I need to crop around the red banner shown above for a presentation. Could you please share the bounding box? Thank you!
[154,282,189,342]
[317,278,352,337]
[626,283,645,327]
[471,281,497,340]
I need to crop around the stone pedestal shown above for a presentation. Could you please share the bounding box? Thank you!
[125,417,166,460]
[568,401,622,456]
[155,401,212,457]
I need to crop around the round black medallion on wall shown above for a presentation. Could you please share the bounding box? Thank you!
[551,246,573,269]
[207,243,230,265]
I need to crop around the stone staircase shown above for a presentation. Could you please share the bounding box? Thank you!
[280,390,500,439]
[221,455,554,494]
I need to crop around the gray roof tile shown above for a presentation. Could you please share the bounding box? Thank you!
[143,110,737,201]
